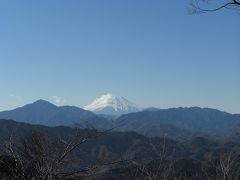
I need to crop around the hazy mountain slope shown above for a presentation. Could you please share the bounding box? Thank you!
[0,119,176,166]
[1,119,240,180]
[84,93,141,116]
[0,120,239,169]
[0,100,112,128]
[1,100,240,140]
[1,119,238,164]
[115,107,240,139]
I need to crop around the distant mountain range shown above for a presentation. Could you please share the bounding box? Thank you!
[0,97,240,140]
[83,93,141,116]
[115,107,240,140]
[0,99,111,128]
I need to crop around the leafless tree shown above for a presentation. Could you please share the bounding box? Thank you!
[216,151,240,180]
[0,130,89,179]
[0,127,130,180]
[127,137,175,180]
[190,0,240,13]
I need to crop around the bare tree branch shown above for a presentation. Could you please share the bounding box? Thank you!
[190,0,240,13]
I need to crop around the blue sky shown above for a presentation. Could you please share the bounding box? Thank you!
[0,0,239,113]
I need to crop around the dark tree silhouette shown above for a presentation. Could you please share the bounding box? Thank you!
[190,0,240,13]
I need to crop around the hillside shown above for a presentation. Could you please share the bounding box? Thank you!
[115,107,240,140]
[0,100,112,128]
[1,119,240,179]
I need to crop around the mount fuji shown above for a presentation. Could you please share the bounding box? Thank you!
[83,93,142,116]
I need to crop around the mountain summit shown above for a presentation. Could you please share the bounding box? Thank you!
[83,93,141,116]
[0,100,111,127]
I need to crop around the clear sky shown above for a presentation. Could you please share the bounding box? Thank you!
[0,0,239,113]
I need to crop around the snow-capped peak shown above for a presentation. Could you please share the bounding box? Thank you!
[83,93,141,116]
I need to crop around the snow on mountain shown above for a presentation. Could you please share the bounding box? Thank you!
[83,93,141,116]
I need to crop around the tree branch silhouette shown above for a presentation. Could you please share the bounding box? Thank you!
[190,0,240,13]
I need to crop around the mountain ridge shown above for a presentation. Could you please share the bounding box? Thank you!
[1,99,240,140]
[0,99,112,128]
[115,107,240,139]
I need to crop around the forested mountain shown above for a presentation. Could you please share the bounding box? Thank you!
[0,100,112,128]
[0,119,240,179]
[1,101,240,141]
[115,107,240,140]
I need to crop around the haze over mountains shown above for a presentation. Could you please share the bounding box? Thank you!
[0,99,111,128]
[0,96,239,179]
[2,119,240,179]
[116,107,240,140]
[0,94,240,140]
